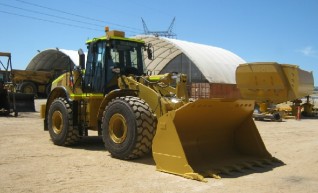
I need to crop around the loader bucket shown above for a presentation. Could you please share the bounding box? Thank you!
[152,98,279,182]
[9,93,35,112]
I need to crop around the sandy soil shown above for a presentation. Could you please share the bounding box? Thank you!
[1,99,318,193]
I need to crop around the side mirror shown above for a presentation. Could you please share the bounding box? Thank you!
[78,49,85,70]
[147,43,154,60]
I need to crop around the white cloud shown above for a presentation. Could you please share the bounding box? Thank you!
[299,46,318,57]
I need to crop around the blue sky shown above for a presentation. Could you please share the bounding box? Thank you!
[1,0,317,85]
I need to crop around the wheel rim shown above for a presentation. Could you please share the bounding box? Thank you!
[52,111,63,134]
[109,113,127,144]
[24,85,34,93]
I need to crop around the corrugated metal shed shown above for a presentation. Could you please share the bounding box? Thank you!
[134,35,246,84]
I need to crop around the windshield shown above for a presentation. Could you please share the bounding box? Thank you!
[107,39,145,75]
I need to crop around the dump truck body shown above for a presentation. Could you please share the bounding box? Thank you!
[236,62,314,103]
[11,69,54,97]
[236,62,314,119]
[12,69,53,84]
[43,29,280,182]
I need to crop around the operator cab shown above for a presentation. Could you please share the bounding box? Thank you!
[82,29,147,94]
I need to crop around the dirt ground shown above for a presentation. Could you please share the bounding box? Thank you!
[1,99,318,193]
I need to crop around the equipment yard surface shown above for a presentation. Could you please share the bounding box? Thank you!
[1,99,317,193]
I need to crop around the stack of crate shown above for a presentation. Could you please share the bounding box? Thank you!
[190,83,241,99]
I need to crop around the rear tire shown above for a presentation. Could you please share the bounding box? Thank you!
[101,96,156,159]
[47,97,79,146]
[19,81,37,95]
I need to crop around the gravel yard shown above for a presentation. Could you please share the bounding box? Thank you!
[0,99,317,193]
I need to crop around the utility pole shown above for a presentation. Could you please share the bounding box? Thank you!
[141,17,177,38]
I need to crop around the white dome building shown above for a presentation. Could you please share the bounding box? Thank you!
[26,48,80,72]
[135,36,246,98]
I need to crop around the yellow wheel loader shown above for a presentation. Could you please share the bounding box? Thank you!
[43,28,280,182]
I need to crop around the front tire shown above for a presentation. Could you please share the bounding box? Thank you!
[47,97,79,146]
[101,96,157,159]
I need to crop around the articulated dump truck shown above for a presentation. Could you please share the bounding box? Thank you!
[0,52,35,116]
[43,28,283,182]
[11,69,54,97]
[236,62,314,120]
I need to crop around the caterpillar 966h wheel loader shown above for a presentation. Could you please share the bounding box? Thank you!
[43,28,280,182]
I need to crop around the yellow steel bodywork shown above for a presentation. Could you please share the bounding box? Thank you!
[236,62,314,103]
[117,73,188,117]
[48,71,186,131]
[71,93,104,130]
[48,70,104,131]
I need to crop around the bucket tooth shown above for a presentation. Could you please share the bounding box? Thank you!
[218,167,232,175]
[230,165,245,173]
[211,173,221,179]
[259,160,271,167]
[249,160,265,167]
[238,162,256,170]
[183,173,207,182]
[202,170,221,179]
[261,158,274,165]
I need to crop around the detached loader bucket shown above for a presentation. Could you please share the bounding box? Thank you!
[153,99,279,182]
[9,93,35,112]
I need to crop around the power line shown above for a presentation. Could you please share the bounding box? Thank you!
[0,10,101,31]
[14,0,143,34]
[0,2,103,28]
